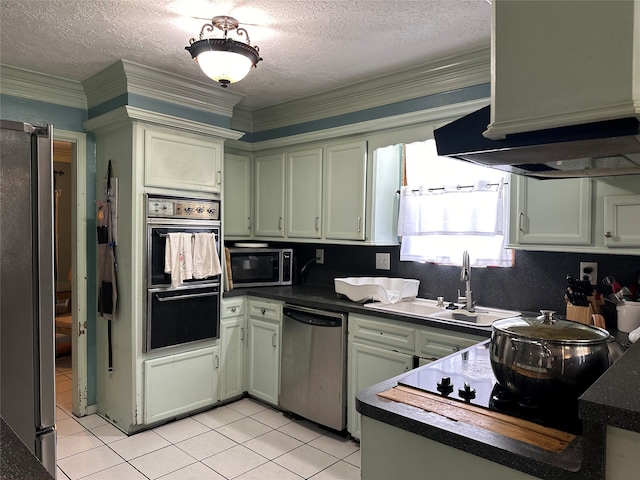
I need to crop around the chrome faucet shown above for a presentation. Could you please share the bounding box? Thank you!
[458,250,474,311]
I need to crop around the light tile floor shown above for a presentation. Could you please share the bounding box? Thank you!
[55,356,361,480]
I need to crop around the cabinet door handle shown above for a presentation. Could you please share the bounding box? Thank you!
[272,333,277,348]
[215,355,220,368]
[216,171,222,185]
[356,217,362,232]
[518,213,526,233]
[278,217,282,230]
[247,217,251,230]
[605,231,613,238]
[315,216,319,231]
[240,327,244,341]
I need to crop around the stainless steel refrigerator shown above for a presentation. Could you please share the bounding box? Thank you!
[1,120,57,476]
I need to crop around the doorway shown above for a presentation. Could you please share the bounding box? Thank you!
[52,130,88,417]
[53,142,73,411]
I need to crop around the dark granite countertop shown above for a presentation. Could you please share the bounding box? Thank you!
[226,284,639,479]
[1,418,53,480]
[580,339,640,433]
[224,285,494,338]
[355,349,616,480]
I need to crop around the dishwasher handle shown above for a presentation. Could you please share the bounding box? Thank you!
[283,306,344,327]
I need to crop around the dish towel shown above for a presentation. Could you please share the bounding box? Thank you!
[165,232,194,287]
[192,232,222,279]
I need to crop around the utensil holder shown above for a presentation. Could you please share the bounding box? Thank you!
[565,294,604,325]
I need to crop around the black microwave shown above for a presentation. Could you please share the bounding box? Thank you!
[228,248,293,287]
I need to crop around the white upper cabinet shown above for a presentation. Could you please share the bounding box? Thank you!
[227,135,400,245]
[324,140,367,241]
[223,153,252,237]
[512,176,592,246]
[254,153,286,238]
[144,126,222,193]
[604,194,640,248]
[286,147,323,239]
[510,174,640,254]
[486,0,639,139]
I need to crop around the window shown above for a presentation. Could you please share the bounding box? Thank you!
[398,139,513,267]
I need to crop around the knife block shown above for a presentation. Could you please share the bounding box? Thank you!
[565,294,604,325]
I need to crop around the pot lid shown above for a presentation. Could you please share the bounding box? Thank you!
[493,310,610,343]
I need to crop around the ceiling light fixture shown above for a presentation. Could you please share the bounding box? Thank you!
[185,15,262,88]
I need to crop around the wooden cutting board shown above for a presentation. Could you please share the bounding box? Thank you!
[377,385,575,453]
[224,247,233,291]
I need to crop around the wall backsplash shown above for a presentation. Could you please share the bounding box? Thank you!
[271,243,639,328]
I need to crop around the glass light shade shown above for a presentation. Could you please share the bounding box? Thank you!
[196,50,253,84]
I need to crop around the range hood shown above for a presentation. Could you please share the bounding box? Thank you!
[434,106,640,179]
[434,0,640,180]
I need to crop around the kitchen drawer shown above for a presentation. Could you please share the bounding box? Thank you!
[248,299,282,322]
[221,298,245,319]
[416,328,482,361]
[350,314,415,353]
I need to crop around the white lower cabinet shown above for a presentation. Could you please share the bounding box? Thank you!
[246,298,282,405]
[347,313,484,440]
[220,298,246,401]
[348,341,414,440]
[143,346,220,424]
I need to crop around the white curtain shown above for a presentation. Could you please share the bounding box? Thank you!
[398,139,513,267]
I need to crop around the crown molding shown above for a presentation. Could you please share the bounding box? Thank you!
[226,97,489,152]
[250,48,490,132]
[0,64,87,109]
[82,60,243,118]
[84,105,244,140]
[230,106,254,133]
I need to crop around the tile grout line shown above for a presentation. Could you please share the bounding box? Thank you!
[54,366,359,480]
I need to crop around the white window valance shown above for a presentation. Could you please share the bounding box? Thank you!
[398,139,513,267]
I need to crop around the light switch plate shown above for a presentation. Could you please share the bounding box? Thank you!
[376,252,390,270]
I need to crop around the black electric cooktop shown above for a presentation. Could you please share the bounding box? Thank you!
[398,340,582,435]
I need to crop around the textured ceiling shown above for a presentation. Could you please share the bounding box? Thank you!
[0,1,491,110]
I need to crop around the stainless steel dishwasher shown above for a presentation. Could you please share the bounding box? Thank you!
[280,305,347,431]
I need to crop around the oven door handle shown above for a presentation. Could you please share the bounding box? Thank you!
[156,292,218,302]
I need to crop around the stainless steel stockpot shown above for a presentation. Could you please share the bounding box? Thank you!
[489,311,613,400]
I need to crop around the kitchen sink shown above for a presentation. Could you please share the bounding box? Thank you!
[430,308,520,325]
[364,298,519,326]
[363,298,443,316]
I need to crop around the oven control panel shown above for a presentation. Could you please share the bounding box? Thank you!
[147,196,220,220]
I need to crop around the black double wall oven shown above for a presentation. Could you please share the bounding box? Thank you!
[145,195,221,352]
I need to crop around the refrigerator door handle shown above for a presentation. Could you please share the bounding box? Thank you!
[36,125,57,431]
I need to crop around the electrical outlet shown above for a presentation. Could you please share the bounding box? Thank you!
[580,261,598,286]
[315,249,325,264]
[376,252,391,270]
